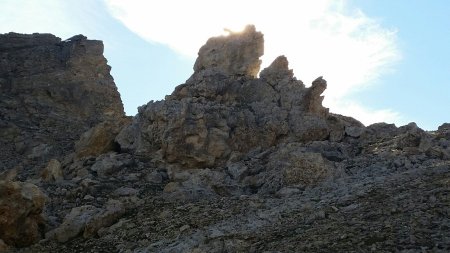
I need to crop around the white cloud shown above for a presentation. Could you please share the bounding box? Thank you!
[0,0,74,38]
[105,0,402,126]
[0,0,104,40]
[0,0,402,126]
[328,99,404,126]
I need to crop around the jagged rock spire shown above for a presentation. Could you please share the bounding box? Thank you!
[194,25,264,77]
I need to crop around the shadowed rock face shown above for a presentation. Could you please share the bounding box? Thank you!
[1,28,449,252]
[117,27,363,168]
[0,33,124,176]
[0,180,46,247]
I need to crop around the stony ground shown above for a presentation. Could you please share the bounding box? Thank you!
[15,129,450,252]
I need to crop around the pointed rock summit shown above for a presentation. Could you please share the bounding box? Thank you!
[260,55,294,84]
[194,25,264,77]
[116,26,362,168]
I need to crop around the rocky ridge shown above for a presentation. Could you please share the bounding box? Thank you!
[117,25,361,169]
[0,26,449,252]
[0,33,126,180]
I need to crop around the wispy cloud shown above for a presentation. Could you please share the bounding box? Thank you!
[0,0,113,41]
[0,0,77,38]
[105,0,402,126]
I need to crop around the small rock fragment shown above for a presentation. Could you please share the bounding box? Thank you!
[41,159,63,182]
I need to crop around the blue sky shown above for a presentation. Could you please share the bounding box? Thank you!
[0,0,448,130]
[346,0,450,130]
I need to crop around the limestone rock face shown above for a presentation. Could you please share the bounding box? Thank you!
[0,33,125,175]
[280,151,332,186]
[194,25,264,77]
[74,117,131,159]
[2,28,450,252]
[0,180,46,247]
[117,28,362,168]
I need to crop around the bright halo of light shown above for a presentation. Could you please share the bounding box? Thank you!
[105,0,402,126]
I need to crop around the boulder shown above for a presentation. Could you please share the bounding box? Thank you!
[345,125,365,138]
[281,152,332,186]
[0,180,46,247]
[90,153,134,179]
[46,200,128,242]
[83,199,125,238]
[255,143,334,194]
[41,159,63,182]
[46,205,100,242]
[74,118,131,159]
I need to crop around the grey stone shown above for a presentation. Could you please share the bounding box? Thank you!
[41,159,63,182]
[46,205,100,242]
[113,187,138,197]
[145,171,164,184]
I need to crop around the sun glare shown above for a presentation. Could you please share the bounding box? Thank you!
[104,0,401,126]
[222,26,247,36]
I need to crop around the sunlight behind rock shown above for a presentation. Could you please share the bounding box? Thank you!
[105,0,401,126]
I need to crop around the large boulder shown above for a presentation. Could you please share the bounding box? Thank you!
[45,205,100,243]
[45,200,126,242]
[74,117,131,159]
[0,180,46,247]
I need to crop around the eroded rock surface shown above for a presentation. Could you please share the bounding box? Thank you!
[194,25,263,77]
[1,28,449,252]
[0,180,46,247]
[74,118,131,159]
[0,33,125,178]
[117,27,361,168]
[40,159,63,182]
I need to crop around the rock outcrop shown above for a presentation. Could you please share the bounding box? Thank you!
[74,118,131,159]
[194,25,264,77]
[45,199,125,243]
[1,27,449,252]
[117,26,362,168]
[0,33,127,249]
[0,33,125,178]
[0,180,46,247]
